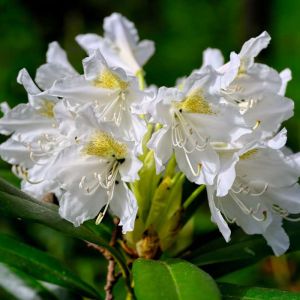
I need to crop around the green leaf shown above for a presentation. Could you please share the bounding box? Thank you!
[132,258,221,300]
[185,222,300,276]
[0,234,100,299]
[0,263,58,300]
[0,177,129,281]
[219,283,300,300]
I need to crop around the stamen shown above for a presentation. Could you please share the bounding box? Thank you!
[252,120,261,130]
[171,111,208,153]
[183,151,202,177]
[230,191,265,222]
[272,204,300,222]
[217,199,236,224]
[250,183,268,196]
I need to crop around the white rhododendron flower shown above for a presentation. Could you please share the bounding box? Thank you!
[76,13,155,75]
[207,142,300,256]
[49,50,147,146]
[148,67,250,185]
[0,13,299,254]
[29,105,142,232]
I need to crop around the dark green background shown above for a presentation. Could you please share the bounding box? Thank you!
[0,0,300,296]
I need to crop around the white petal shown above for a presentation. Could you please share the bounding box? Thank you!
[0,103,53,138]
[59,188,107,227]
[22,179,61,200]
[0,138,32,168]
[216,151,239,197]
[83,50,107,81]
[110,181,138,233]
[266,128,287,149]
[244,93,294,133]
[17,68,41,95]
[175,145,218,185]
[49,75,115,102]
[75,33,103,54]
[267,184,300,214]
[202,48,224,69]
[147,127,173,174]
[119,156,142,182]
[134,40,155,66]
[263,215,289,256]
[207,186,231,242]
[239,31,271,68]
[218,52,240,88]
[36,42,77,90]
[238,148,298,188]
[279,68,292,96]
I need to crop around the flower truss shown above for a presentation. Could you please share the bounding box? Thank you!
[0,13,299,257]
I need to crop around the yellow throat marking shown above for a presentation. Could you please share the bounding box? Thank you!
[94,69,128,90]
[83,131,127,159]
[240,149,258,160]
[37,100,55,118]
[176,93,213,114]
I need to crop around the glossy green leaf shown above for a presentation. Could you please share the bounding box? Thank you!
[0,234,100,299]
[185,222,300,276]
[0,177,129,280]
[219,283,300,300]
[132,258,221,300]
[0,263,58,300]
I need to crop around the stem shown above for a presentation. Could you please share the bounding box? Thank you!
[183,185,206,210]
[136,69,146,90]
[87,218,133,299]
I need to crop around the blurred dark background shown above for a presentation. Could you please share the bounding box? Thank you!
[0,0,300,297]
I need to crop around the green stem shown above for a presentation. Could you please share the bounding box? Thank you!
[136,69,146,90]
[183,185,206,210]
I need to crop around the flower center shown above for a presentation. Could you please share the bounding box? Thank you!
[83,131,127,160]
[176,93,213,114]
[94,69,128,90]
[37,100,55,118]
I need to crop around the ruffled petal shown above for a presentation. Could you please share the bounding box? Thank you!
[239,31,271,69]
[202,48,224,69]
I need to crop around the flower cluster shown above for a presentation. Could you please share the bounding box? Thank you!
[0,13,299,255]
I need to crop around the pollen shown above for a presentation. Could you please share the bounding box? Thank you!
[94,69,128,90]
[37,100,55,118]
[240,149,258,160]
[176,93,213,114]
[83,131,127,159]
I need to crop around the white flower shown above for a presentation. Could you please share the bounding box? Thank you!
[48,50,147,147]
[0,69,61,166]
[32,105,142,232]
[0,57,74,198]
[35,41,78,90]
[76,13,155,75]
[217,32,293,137]
[207,140,300,256]
[147,67,251,185]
